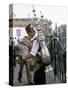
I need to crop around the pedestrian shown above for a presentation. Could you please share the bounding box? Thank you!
[17,36,33,85]
[21,24,46,85]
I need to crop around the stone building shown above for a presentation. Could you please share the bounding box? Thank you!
[9,18,52,43]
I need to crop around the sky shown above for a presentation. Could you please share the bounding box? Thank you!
[11,3,67,30]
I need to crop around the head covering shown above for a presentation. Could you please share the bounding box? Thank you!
[25,24,35,33]
[25,24,31,33]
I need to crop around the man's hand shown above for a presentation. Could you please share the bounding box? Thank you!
[22,56,27,61]
[22,54,33,61]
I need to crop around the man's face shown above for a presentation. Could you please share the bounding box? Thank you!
[27,25,35,38]
[27,31,35,38]
[26,24,35,39]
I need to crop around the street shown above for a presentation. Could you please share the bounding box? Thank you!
[13,63,60,86]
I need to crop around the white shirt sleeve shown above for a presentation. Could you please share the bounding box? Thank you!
[30,40,39,56]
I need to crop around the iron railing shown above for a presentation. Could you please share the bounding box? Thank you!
[48,37,66,83]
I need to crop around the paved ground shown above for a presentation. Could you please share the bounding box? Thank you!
[13,63,60,86]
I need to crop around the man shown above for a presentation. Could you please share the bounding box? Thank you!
[17,36,33,85]
[21,24,46,85]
